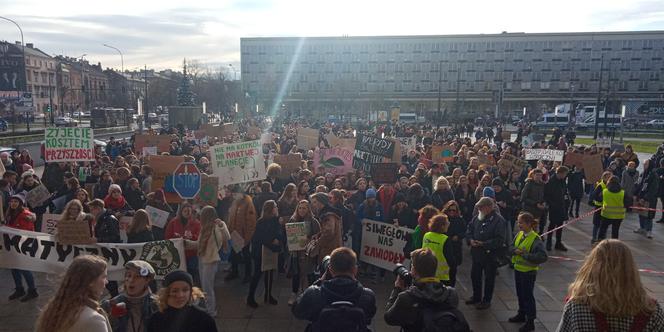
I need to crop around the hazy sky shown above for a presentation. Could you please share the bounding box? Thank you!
[1,0,663,72]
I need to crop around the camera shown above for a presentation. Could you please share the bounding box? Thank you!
[308,255,332,285]
[393,263,412,287]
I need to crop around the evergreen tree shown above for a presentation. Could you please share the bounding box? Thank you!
[177,58,196,106]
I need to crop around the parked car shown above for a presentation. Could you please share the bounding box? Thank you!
[72,111,90,117]
[54,116,79,127]
[646,119,664,128]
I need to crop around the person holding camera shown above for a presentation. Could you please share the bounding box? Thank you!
[465,197,507,310]
[292,247,376,332]
[384,248,469,332]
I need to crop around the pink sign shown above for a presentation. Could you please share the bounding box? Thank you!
[313,148,354,175]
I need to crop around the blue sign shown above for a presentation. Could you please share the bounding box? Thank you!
[173,162,201,199]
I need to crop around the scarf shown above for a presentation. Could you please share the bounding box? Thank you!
[104,194,126,210]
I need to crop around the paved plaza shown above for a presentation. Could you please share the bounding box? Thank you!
[1,201,664,332]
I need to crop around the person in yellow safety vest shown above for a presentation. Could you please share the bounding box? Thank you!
[590,171,613,245]
[421,214,455,286]
[509,212,548,332]
[597,176,633,240]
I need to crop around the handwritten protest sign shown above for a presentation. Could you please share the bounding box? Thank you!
[371,163,399,184]
[313,148,354,176]
[56,218,94,245]
[431,145,455,163]
[397,137,416,156]
[40,214,60,235]
[326,134,356,150]
[521,134,535,148]
[285,222,308,251]
[563,152,585,168]
[583,153,604,183]
[596,137,612,148]
[25,184,50,208]
[210,140,266,186]
[142,146,158,156]
[273,154,302,179]
[195,175,219,207]
[148,155,186,204]
[524,149,564,161]
[44,127,95,162]
[230,230,245,253]
[501,131,512,140]
[135,134,172,154]
[297,128,319,150]
[498,153,527,174]
[145,205,171,229]
[261,246,278,271]
[360,219,413,270]
[247,126,261,137]
[353,133,395,173]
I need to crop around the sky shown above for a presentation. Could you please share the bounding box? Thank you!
[1,0,664,73]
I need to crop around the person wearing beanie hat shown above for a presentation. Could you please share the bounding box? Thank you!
[482,186,496,199]
[147,270,217,332]
[366,188,377,199]
[357,187,385,283]
[102,260,158,332]
[103,183,132,217]
[6,192,38,302]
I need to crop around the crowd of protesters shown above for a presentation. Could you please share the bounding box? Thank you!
[1,114,664,332]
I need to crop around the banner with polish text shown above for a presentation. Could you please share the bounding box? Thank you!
[360,219,412,270]
[44,127,95,162]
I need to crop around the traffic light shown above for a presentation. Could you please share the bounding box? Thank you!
[46,105,51,113]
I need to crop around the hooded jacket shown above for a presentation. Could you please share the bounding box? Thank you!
[521,179,545,218]
[292,275,376,329]
[384,280,460,332]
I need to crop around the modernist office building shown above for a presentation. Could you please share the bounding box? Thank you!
[240,31,664,120]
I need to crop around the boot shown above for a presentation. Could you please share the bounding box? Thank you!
[8,288,25,301]
[246,296,258,308]
[508,313,526,323]
[20,288,38,302]
[555,242,568,252]
[519,319,535,332]
[545,237,552,251]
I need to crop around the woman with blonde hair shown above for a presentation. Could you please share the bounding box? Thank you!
[127,209,154,243]
[197,206,230,317]
[35,255,111,332]
[147,271,217,332]
[60,199,85,223]
[557,239,664,331]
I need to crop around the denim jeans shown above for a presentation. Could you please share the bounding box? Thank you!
[515,271,537,319]
[11,269,35,290]
[639,215,653,232]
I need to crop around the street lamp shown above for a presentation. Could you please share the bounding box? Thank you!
[0,16,26,134]
[228,64,237,81]
[102,43,124,73]
[620,104,626,143]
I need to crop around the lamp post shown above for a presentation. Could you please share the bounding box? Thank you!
[0,16,26,133]
[102,44,124,73]
[228,64,237,81]
[620,104,626,143]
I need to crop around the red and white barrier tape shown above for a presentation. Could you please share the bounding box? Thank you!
[549,255,664,275]
[538,206,664,238]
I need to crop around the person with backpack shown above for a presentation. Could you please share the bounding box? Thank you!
[384,247,470,332]
[292,247,376,332]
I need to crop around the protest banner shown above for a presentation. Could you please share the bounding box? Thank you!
[230,230,245,253]
[563,152,585,168]
[596,137,612,148]
[360,219,413,270]
[0,160,5,177]
[371,163,399,184]
[389,138,401,162]
[195,175,219,207]
[431,145,455,163]
[583,153,604,183]
[56,218,94,245]
[134,134,172,154]
[145,205,171,229]
[261,246,278,271]
[498,153,527,174]
[313,148,354,176]
[260,132,272,144]
[210,140,266,186]
[611,143,625,152]
[44,127,95,162]
[0,226,186,280]
[352,133,395,173]
[25,184,50,208]
[273,154,302,179]
[147,155,186,203]
[524,149,564,161]
[477,151,495,166]
[285,222,308,251]
[40,214,60,235]
[397,137,416,156]
[142,146,158,156]
[297,128,319,150]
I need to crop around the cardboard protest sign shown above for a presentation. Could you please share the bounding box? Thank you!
[524,149,564,161]
[583,154,604,183]
[230,230,245,253]
[148,155,186,204]
[477,151,495,166]
[313,148,354,176]
[273,154,302,179]
[44,127,95,162]
[247,126,261,138]
[145,205,171,229]
[498,153,527,174]
[352,133,396,173]
[521,134,535,148]
[142,146,158,156]
[195,175,219,207]
[0,161,5,177]
[0,226,187,280]
[285,222,308,251]
[389,138,402,162]
[611,143,625,152]
[501,131,512,140]
[40,214,60,235]
[261,246,278,271]
[25,184,50,208]
[397,137,416,156]
[135,134,172,154]
[56,218,94,245]
[563,152,585,168]
[297,128,319,150]
[210,140,267,186]
[360,219,413,270]
[371,163,399,184]
[431,145,455,163]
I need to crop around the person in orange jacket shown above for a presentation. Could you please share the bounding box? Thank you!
[225,185,257,283]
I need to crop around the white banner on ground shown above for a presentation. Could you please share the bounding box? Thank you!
[0,226,186,280]
[524,149,564,161]
[359,219,412,271]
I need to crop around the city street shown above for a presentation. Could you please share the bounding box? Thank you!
[1,201,664,332]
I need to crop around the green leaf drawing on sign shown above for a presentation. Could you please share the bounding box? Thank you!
[322,157,345,167]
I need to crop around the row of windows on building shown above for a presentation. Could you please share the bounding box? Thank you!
[243,38,664,54]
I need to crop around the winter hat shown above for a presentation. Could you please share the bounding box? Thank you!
[482,186,495,198]
[10,192,26,205]
[310,192,329,206]
[109,184,122,193]
[125,260,156,278]
[393,192,406,204]
[366,188,377,199]
[491,178,504,188]
[21,169,35,179]
[22,164,32,172]
[164,270,193,288]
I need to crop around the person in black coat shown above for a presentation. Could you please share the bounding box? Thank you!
[442,201,466,287]
[492,178,515,228]
[544,166,570,251]
[125,178,147,211]
[89,199,121,297]
[431,177,455,210]
[567,166,585,218]
[247,200,285,308]
[252,181,279,214]
[390,194,417,229]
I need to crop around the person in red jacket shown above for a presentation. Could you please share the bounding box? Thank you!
[4,193,38,302]
[165,202,202,285]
